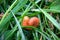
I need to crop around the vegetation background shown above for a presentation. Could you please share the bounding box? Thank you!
[0,0,60,40]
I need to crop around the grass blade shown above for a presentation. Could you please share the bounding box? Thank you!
[35,4,60,30]
[12,12,26,40]
[0,0,28,32]
[4,26,17,40]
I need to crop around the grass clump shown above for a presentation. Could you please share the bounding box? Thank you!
[0,0,60,40]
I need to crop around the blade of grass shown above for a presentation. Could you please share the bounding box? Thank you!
[21,3,31,17]
[35,3,60,30]
[50,0,60,10]
[16,31,21,40]
[10,22,13,29]
[4,25,17,40]
[1,0,18,22]
[38,15,43,32]
[3,3,31,40]
[31,9,60,13]
[12,11,26,40]
[32,32,37,40]
[0,0,41,28]
[0,0,28,31]
[46,28,60,40]
[0,0,28,26]
[23,26,52,40]
[0,22,9,36]
[32,30,39,40]
[43,32,51,38]
[35,31,39,40]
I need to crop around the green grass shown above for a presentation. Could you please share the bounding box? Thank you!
[0,0,60,40]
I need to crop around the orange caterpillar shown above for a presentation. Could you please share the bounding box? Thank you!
[22,16,39,30]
